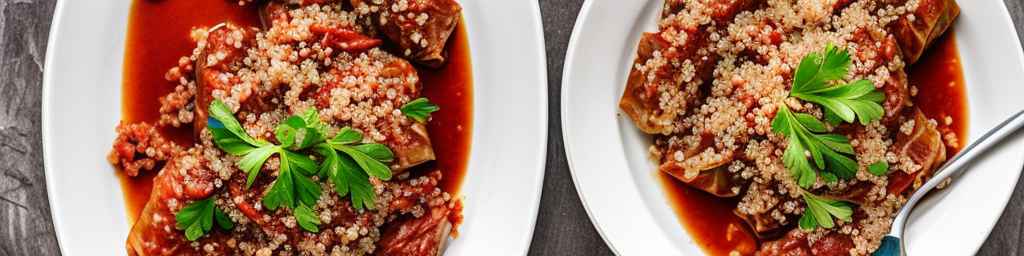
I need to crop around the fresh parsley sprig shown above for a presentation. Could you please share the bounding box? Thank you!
[798,191,853,231]
[792,44,852,93]
[401,97,440,123]
[175,197,234,241]
[772,105,858,188]
[772,44,891,231]
[314,127,394,210]
[207,100,275,187]
[207,100,323,232]
[260,114,324,212]
[203,99,398,234]
[790,44,886,125]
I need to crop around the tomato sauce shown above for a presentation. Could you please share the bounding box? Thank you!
[659,175,759,255]
[659,32,968,255]
[118,0,473,223]
[910,32,969,155]
[415,24,474,194]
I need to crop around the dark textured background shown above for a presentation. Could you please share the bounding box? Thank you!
[0,0,1020,255]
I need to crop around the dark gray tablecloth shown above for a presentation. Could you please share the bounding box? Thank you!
[0,0,1021,255]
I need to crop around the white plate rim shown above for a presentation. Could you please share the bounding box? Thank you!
[41,0,67,253]
[41,0,549,255]
[562,0,1024,255]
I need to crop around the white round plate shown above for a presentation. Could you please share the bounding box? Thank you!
[563,0,1024,255]
[42,0,548,255]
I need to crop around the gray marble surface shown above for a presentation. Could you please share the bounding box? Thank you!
[0,0,1020,255]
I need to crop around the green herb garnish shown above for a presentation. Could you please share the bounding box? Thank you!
[175,197,234,241]
[798,191,853,231]
[208,100,323,213]
[772,105,858,188]
[868,161,889,176]
[294,203,322,232]
[773,45,891,231]
[208,99,394,218]
[208,100,327,233]
[260,151,322,211]
[400,98,440,123]
[259,116,323,212]
[314,127,394,210]
[790,44,885,125]
[775,45,888,188]
[207,100,275,187]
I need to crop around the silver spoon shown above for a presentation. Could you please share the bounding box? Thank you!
[873,109,1024,256]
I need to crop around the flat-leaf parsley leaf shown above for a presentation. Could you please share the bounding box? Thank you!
[790,44,886,125]
[868,161,889,176]
[798,191,853,231]
[316,126,394,210]
[175,197,234,241]
[294,203,322,233]
[770,44,890,231]
[208,100,277,187]
[772,105,858,188]
[400,98,440,123]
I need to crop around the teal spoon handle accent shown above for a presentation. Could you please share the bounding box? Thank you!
[872,110,1024,256]
[872,235,902,256]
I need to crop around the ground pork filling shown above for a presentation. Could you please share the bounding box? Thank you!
[111,2,463,255]
[626,0,959,255]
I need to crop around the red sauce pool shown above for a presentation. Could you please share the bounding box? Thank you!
[659,32,969,255]
[910,32,969,154]
[118,0,473,223]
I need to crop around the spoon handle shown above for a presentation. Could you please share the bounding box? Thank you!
[873,235,902,256]
[877,109,1024,256]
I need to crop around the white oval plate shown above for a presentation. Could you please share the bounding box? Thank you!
[42,0,548,255]
[563,0,1024,255]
